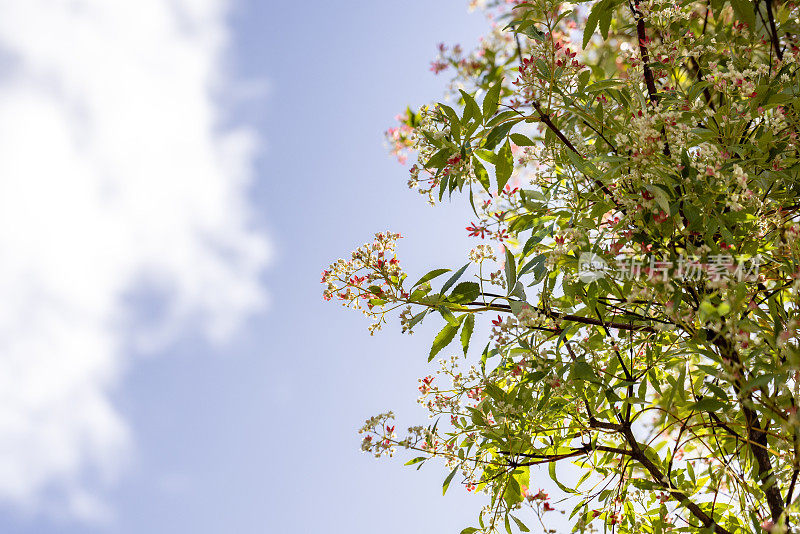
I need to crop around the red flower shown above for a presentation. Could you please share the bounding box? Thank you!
[466,223,487,239]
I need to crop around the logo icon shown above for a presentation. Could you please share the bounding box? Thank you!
[578,252,608,283]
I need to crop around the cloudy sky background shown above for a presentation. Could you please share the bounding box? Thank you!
[0,1,547,532]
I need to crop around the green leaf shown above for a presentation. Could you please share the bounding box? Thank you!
[407,309,428,330]
[504,247,517,295]
[691,397,726,412]
[645,184,671,213]
[509,281,526,300]
[730,0,755,29]
[585,79,625,92]
[484,121,516,150]
[430,322,459,361]
[483,79,503,121]
[413,268,451,288]
[474,148,497,164]
[583,0,601,48]
[460,90,482,124]
[461,314,475,356]
[449,281,480,304]
[577,69,591,92]
[404,456,426,466]
[598,1,612,39]
[439,104,462,142]
[441,263,470,294]
[425,148,454,169]
[571,360,596,381]
[443,466,459,495]
[438,171,449,201]
[519,253,546,277]
[510,133,534,146]
[511,515,530,532]
[549,461,573,493]
[472,156,491,192]
[438,305,460,326]
[503,473,523,505]
[460,529,479,534]
[496,140,514,192]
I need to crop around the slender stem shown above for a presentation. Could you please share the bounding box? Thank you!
[765,0,784,61]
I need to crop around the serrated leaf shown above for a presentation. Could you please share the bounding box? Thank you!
[430,322,459,361]
[438,305,460,325]
[503,473,523,505]
[519,253,546,276]
[449,281,480,304]
[474,148,497,164]
[441,263,470,294]
[577,69,591,91]
[509,281,526,300]
[472,156,491,192]
[585,79,625,92]
[461,314,475,356]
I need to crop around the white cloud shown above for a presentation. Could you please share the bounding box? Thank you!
[0,0,269,518]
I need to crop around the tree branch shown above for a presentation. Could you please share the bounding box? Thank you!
[466,300,657,333]
[631,0,672,156]
[708,330,786,524]
[765,0,784,61]
[620,424,733,534]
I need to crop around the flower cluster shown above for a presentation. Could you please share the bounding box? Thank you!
[469,244,498,263]
[358,412,397,458]
[321,231,407,334]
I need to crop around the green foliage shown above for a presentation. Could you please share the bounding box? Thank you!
[328,0,800,532]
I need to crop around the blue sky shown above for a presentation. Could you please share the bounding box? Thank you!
[0,1,511,533]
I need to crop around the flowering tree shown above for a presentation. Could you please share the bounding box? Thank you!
[324,0,800,532]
